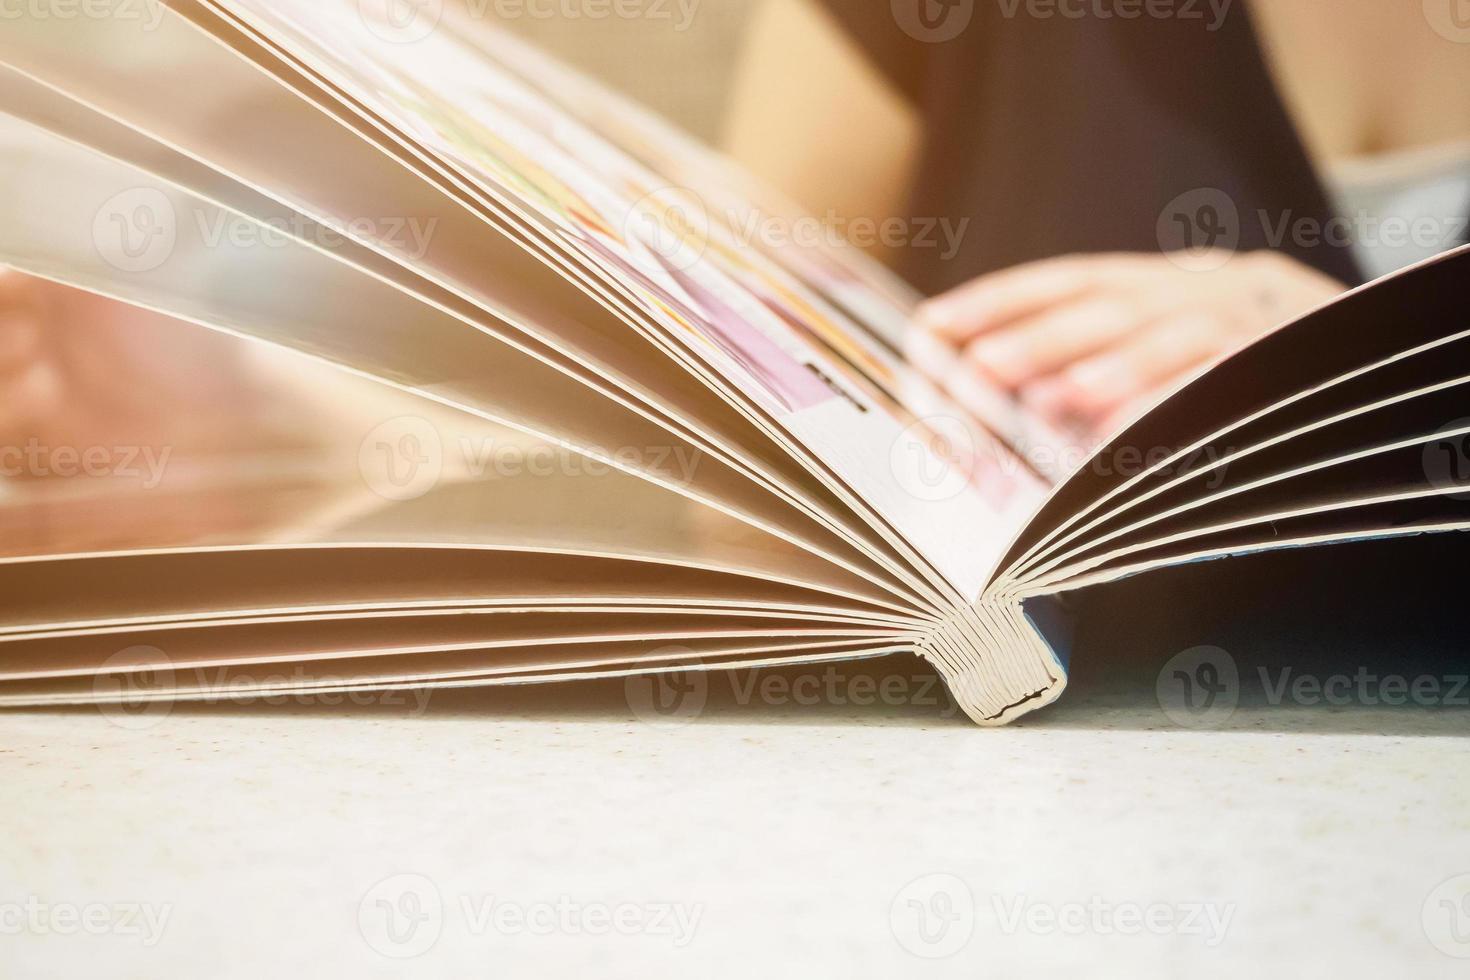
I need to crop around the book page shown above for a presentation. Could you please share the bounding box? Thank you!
[193,0,1050,601]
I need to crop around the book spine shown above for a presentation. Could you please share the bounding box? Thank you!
[916,594,1068,726]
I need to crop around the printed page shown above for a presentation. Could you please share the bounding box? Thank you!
[200,0,1051,600]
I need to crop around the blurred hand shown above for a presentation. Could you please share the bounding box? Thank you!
[0,266,262,470]
[912,251,1346,443]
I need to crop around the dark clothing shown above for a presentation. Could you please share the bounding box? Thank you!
[821,0,1368,293]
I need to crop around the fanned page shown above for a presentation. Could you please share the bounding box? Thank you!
[164,0,1054,597]
[2,2,1460,725]
[0,0,1072,724]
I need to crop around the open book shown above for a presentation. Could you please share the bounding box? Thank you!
[0,0,1465,725]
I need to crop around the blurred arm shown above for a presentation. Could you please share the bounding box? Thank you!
[720,0,921,261]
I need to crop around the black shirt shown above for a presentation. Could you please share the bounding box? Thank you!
[820,0,1368,293]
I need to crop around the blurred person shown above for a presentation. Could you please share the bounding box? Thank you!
[6,0,1467,465]
[0,31,346,490]
[0,269,275,470]
[726,0,1470,439]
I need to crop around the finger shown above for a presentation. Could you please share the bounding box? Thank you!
[961,295,1157,389]
[912,254,1151,344]
[0,359,64,438]
[0,313,43,378]
[1092,365,1202,439]
[1020,313,1234,431]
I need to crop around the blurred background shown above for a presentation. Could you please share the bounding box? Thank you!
[502,0,750,142]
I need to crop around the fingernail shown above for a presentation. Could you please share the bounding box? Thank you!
[913,301,952,333]
[1022,377,1071,415]
[0,315,41,366]
[967,336,1028,385]
[1023,378,1093,438]
[1068,357,1127,391]
[17,360,62,415]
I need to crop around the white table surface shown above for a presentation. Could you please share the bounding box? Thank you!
[6,654,1469,979]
